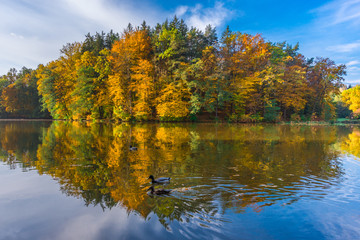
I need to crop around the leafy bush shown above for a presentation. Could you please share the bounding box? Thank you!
[290,113,301,122]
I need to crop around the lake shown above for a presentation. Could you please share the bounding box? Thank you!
[0,121,360,240]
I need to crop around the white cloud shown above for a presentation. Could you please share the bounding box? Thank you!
[333,0,360,24]
[10,33,24,39]
[349,66,360,72]
[0,0,237,74]
[0,0,162,74]
[174,2,235,30]
[347,60,360,66]
[326,41,360,52]
[175,6,189,17]
[314,0,360,26]
[61,0,159,30]
[0,32,58,71]
[307,0,360,85]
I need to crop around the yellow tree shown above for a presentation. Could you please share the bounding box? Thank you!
[131,59,154,120]
[275,56,308,118]
[55,42,82,118]
[342,85,360,117]
[341,128,360,157]
[108,28,154,121]
[156,79,190,121]
[224,32,271,118]
[1,83,19,113]
[152,24,191,120]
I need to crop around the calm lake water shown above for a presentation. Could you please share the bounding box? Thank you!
[0,121,360,240]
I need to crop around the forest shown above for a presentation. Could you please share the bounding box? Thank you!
[0,17,356,122]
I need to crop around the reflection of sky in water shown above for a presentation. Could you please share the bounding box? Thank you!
[311,155,360,240]
[2,156,360,240]
[0,163,171,240]
[1,123,360,239]
[220,154,360,240]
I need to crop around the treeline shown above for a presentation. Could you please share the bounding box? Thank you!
[0,67,50,118]
[0,17,348,121]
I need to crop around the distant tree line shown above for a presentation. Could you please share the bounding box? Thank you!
[0,67,50,118]
[0,17,350,121]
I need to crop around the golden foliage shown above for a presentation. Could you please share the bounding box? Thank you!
[156,81,190,120]
[342,86,360,116]
[108,29,154,120]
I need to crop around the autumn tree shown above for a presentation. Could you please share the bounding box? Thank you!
[36,43,82,119]
[219,30,271,121]
[1,67,47,118]
[185,46,226,119]
[37,43,82,119]
[271,43,308,120]
[341,85,360,118]
[0,77,10,117]
[306,58,346,120]
[70,51,98,120]
[108,26,155,120]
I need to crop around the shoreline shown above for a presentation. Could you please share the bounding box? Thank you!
[0,119,55,121]
[0,118,359,125]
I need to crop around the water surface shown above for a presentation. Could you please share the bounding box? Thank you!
[0,121,360,239]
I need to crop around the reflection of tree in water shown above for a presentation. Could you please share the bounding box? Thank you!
[0,121,51,169]
[36,121,118,210]
[340,127,360,159]
[218,125,347,212]
[0,121,350,228]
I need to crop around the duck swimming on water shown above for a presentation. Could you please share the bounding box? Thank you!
[147,186,171,195]
[148,175,171,184]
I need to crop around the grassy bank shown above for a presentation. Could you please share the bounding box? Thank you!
[281,118,360,125]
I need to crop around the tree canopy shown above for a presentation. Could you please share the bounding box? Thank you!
[0,18,349,121]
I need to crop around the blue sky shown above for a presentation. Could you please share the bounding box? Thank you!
[0,0,359,85]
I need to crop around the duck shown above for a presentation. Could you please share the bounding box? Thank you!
[148,175,171,184]
[130,145,138,151]
[147,186,171,195]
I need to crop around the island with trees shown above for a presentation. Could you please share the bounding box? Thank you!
[1,17,357,123]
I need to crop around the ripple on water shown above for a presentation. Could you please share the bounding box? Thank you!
[178,165,360,216]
